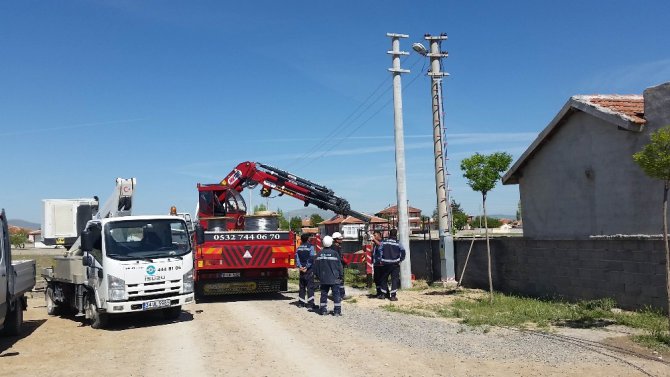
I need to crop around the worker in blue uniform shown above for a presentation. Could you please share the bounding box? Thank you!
[314,236,343,316]
[370,230,385,299]
[295,233,316,309]
[377,228,406,301]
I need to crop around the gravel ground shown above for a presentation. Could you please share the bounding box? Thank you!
[301,284,670,376]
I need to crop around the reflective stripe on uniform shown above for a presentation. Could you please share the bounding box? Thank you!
[317,256,340,261]
[381,258,400,263]
[334,303,341,307]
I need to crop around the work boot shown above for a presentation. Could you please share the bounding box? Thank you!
[389,296,398,302]
[376,293,385,300]
[320,308,328,316]
[297,302,305,308]
[334,311,342,317]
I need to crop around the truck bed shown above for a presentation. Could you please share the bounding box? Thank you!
[11,259,36,296]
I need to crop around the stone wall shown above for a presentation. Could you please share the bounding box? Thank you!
[454,238,668,312]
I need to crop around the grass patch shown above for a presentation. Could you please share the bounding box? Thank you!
[382,304,435,318]
[12,254,56,281]
[344,267,368,288]
[407,279,430,291]
[382,290,670,350]
[288,268,300,283]
[632,332,670,352]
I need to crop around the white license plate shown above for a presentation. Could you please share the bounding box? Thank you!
[142,299,172,310]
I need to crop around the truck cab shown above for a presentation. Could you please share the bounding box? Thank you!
[44,215,195,328]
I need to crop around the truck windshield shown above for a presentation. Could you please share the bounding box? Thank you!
[104,219,191,260]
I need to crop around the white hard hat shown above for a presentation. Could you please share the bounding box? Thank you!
[322,236,334,247]
[332,232,343,240]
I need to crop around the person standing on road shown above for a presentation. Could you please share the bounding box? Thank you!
[331,231,349,299]
[378,228,406,301]
[370,230,384,299]
[295,233,316,309]
[313,236,343,316]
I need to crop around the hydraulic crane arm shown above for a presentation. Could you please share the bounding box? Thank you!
[220,161,370,222]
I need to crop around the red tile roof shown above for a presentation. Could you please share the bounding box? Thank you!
[319,215,345,225]
[376,205,422,215]
[575,95,645,125]
[341,215,387,224]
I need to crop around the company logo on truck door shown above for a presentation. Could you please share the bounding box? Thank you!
[146,265,156,275]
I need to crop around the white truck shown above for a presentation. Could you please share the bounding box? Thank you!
[41,178,196,328]
[1,209,36,336]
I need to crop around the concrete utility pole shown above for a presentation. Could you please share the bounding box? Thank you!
[387,33,412,289]
[424,33,455,281]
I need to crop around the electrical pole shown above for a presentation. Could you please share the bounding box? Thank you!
[426,33,455,282]
[387,33,412,289]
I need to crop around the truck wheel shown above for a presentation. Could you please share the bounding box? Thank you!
[162,306,182,320]
[46,286,60,316]
[86,302,108,329]
[3,300,23,336]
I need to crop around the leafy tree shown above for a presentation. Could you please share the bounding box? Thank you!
[470,216,502,228]
[289,216,303,232]
[10,230,28,248]
[460,152,513,303]
[451,200,469,231]
[276,208,289,230]
[632,125,670,331]
[309,213,324,227]
[252,203,268,214]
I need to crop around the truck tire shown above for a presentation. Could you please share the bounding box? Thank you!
[86,301,108,329]
[46,286,60,316]
[3,299,23,336]
[162,306,182,320]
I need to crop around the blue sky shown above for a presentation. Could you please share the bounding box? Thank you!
[2,1,669,224]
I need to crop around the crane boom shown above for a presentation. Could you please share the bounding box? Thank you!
[218,161,370,222]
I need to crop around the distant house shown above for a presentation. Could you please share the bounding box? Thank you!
[376,204,423,233]
[503,82,670,239]
[318,214,388,239]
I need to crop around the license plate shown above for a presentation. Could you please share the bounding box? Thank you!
[142,299,172,310]
[203,282,257,294]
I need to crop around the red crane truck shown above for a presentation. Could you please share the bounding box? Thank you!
[193,161,370,297]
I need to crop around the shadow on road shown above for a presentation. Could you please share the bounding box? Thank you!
[0,319,47,355]
[196,292,293,304]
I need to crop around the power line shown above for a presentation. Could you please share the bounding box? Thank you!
[287,55,419,168]
[298,58,428,168]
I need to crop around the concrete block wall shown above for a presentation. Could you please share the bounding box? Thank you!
[454,238,668,312]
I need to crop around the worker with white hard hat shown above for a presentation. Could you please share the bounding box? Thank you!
[313,235,343,316]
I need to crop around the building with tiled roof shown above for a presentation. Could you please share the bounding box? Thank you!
[503,82,670,239]
[375,204,423,234]
[318,214,389,239]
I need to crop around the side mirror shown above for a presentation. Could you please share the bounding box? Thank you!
[195,225,205,245]
[81,230,93,252]
[82,255,93,267]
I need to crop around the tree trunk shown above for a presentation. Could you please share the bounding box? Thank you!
[483,193,493,304]
[664,181,670,332]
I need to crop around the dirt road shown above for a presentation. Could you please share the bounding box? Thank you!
[2,290,669,377]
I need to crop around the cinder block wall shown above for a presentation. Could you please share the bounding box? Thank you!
[454,238,668,312]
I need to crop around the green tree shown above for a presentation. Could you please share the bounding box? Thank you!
[10,230,28,249]
[289,216,303,232]
[276,208,289,230]
[632,125,670,331]
[471,216,502,228]
[451,200,469,231]
[309,213,324,227]
[460,152,513,303]
[252,203,268,214]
